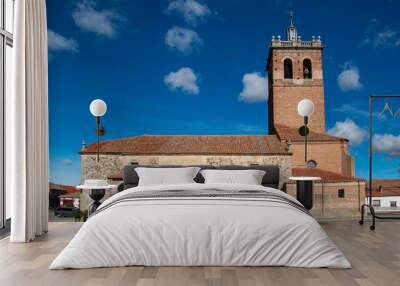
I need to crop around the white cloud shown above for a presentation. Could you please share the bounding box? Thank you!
[373,28,400,48]
[373,134,400,156]
[164,67,199,94]
[327,119,367,145]
[362,18,400,49]
[72,0,125,37]
[165,26,203,55]
[238,72,268,103]
[333,103,386,120]
[333,104,368,117]
[48,30,79,53]
[61,159,73,166]
[165,0,212,26]
[337,63,363,92]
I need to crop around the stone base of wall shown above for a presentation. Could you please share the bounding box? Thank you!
[80,154,365,220]
[81,154,292,185]
[285,181,366,219]
[80,154,292,211]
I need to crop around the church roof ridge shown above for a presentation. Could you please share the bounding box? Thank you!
[79,134,291,156]
[274,124,348,143]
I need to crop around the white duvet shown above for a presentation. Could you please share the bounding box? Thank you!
[50,183,351,269]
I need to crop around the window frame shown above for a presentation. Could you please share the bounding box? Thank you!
[372,199,381,207]
[390,201,397,208]
[303,58,312,79]
[0,0,13,230]
[283,58,293,79]
[306,159,317,168]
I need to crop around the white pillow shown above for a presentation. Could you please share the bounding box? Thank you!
[135,167,200,186]
[200,169,266,185]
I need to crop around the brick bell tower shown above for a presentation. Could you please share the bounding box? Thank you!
[267,11,325,134]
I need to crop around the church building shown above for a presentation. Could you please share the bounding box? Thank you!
[80,15,365,219]
[267,13,354,177]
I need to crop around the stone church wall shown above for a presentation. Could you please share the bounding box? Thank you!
[79,154,292,212]
[80,154,292,187]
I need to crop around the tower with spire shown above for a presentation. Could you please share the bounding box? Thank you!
[287,10,298,41]
[265,10,355,178]
[81,138,86,150]
[267,10,325,134]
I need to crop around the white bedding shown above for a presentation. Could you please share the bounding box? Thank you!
[50,183,351,269]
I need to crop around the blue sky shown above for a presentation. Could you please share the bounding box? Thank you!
[47,0,400,185]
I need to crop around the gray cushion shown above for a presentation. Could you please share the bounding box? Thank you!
[121,165,279,191]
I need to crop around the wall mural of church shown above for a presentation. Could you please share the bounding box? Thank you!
[79,15,365,219]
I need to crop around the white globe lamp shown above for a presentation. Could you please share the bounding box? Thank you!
[297,99,315,165]
[297,99,314,117]
[89,99,107,162]
[90,99,107,117]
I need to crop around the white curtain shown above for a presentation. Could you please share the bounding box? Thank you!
[8,0,49,242]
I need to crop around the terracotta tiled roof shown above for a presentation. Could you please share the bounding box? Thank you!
[49,183,78,194]
[291,168,363,182]
[58,192,80,199]
[80,135,291,155]
[367,180,400,197]
[369,190,400,197]
[274,124,347,142]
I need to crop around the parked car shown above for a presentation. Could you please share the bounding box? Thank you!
[54,207,80,217]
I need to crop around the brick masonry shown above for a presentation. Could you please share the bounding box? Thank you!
[286,181,366,219]
[268,48,325,133]
[290,141,354,177]
[265,39,362,218]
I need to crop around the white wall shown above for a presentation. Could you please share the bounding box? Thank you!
[366,196,400,208]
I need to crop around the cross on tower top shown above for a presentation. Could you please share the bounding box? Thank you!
[289,9,294,27]
[286,9,298,41]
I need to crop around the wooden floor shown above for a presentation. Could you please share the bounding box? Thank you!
[0,221,399,286]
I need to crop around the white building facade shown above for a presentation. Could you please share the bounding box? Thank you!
[366,196,400,210]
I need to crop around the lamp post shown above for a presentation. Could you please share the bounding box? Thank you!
[291,99,319,211]
[297,99,315,165]
[89,99,107,162]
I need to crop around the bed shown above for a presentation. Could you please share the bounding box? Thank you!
[50,165,351,269]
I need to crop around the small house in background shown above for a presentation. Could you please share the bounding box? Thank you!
[49,183,80,210]
[58,192,80,208]
[366,180,400,211]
